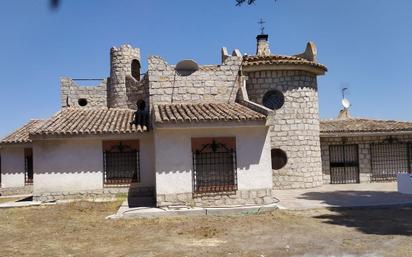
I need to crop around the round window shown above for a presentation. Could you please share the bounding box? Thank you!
[262,90,285,110]
[78,98,88,107]
[271,148,287,170]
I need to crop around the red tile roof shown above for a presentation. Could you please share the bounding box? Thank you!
[320,118,412,135]
[30,108,147,138]
[242,55,327,71]
[1,120,45,144]
[154,103,267,123]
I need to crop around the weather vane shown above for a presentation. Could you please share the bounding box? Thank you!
[258,18,266,34]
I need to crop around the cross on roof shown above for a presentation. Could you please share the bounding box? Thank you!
[258,18,266,34]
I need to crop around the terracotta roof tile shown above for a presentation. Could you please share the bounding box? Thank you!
[31,108,147,138]
[242,55,327,71]
[154,103,266,123]
[1,119,46,144]
[320,118,412,135]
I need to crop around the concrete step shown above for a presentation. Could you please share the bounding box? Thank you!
[127,196,155,208]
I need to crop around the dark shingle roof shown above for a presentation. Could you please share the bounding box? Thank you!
[1,119,45,144]
[31,108,147,138]
[242,55,327,71]
[320,118,412,135]
[154,103,266,123]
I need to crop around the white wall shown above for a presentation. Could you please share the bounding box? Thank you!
[154,126,272,194]
[0,146,26,188]
[33,139,104,193]
[33,134,156,194]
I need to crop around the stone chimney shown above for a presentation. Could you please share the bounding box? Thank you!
[256,34,271,56]
[337,108,351,120]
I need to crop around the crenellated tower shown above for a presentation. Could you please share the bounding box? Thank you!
[108,44,141,108]
[242,34,327,189]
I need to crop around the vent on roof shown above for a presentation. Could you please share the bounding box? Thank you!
[175,59,199,76]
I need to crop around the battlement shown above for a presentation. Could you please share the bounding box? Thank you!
[60,77,108,108]
[147,53,243,104]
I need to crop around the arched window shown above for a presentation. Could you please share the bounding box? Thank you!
[131,59,141,80]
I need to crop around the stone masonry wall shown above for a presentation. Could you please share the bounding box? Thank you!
[0,185,32,196]
[156,188,275,208]
[60,78,107,108]
[33,185,154,202]
[321,134,412,184]
[147,56,242,105]
[108,45,141,108]
[245,70,322,189]
[125,74,149,110]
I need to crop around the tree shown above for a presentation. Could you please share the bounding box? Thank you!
[235,0,257,6]
[235,0,278,6]
[50,0,60,9]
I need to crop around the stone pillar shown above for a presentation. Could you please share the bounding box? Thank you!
[108,45,141,108]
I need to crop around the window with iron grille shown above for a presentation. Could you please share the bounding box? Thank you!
[24,148,33,185]
[329,144,359,184]
[370,140,411,182]
[262,90,285,110]
[103,142,140,185]
[192,139,237,194]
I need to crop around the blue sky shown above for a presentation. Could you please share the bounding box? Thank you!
[0,0,411,137]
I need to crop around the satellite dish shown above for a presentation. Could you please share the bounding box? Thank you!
[175,59,199,76]
[342,98,351,109]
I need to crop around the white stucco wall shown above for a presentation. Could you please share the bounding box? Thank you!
[154,126,272,195]
[32,134,155,194]
[0,146,26,188]
[33,139,104,193]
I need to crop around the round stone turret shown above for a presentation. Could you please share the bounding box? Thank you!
[108,44,141,108]
[242,34,327,190]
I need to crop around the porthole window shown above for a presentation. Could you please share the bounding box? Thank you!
[262,90,285,110]
[271,148,287,170]
[78,98,88,107]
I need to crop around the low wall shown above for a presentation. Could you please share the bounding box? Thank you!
[156,188,275,207]
[33,185,154,202]
[0,185,32,196]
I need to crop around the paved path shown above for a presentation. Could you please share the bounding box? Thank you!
[273,182,412,209]
[108,200,278,219]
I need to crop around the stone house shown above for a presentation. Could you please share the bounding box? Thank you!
[321,116,412,184]
[0,33,411,206]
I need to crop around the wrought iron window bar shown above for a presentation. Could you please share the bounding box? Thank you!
[192,140,237,194]
[370,141,412,182]
[103,142,140,185]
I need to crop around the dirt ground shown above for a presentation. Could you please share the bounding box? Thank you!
[0,201,411,257]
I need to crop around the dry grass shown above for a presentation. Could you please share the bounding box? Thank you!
[0,197,24,204]
[0,201,412,256]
